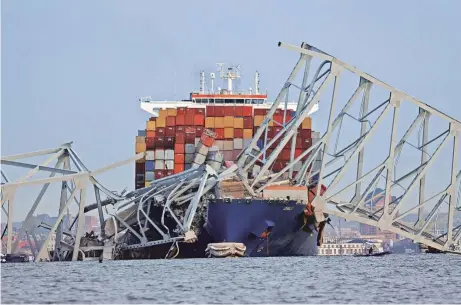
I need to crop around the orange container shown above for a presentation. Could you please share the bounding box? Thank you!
[174,163,185,174]
[215,128,224,139]
[234,106,243,117]
[194,114,205,126]
[205,117,215,128]
[185,115,194,126]
[167,108,177,116]
[224,116,234,128]
[302,117,312,129]
[214,117,224,128]
[243,129,253,139]
[224,127,234,138]
[175,154,185,164]
[158,109,167,119]
[136,142,147,153]
[176,114,185,125]
[174,143,185,154]
[166,116,176,127]
[146,130,156,138]
[233,117,243,129]
[146,120,156,131]
[156,117,166,128]
[254,115,265,126]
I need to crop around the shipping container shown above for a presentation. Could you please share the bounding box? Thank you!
[185,108,196,116]
[206,105,215,116]
[185,115,194,126]
[243,139,252,148]
[146,160,155,171]
[215,106,225,117]
[145,171,155,181]
[200,133,215,147]
[233,138,243,150]
[301,138,312,149]
[155,170,165,180]
[215,128,224,139]
[165,127,175,137]
[195,137,200,146]
[136,163,145,173]
[166,116,176,127]
[136,136,146,143]
[159,109,167,119]
[145,181,152,187]
[302,117,312,129]
[176,115,185,125]
[300,129,312,138]
[164,137,175,148]
[205,117,215,128]
[254,108,267,116]
[243,117,253,129]
[196,108,205,115]
[165,160,174,170]
[138,130,147,137]
[177,107,186,115]
[165,149,175,160]
[167,108,177,116]
[224,106,234,116]
[223,140,233,151]
[224,116,234,128]
[175,153,185,164]
[195,126,204,137]
[215,140,225,151]
[185,153,195,163]
[144,137,154,149]
[156,128,165,137]
[234,106,243,117]
[176,133,185,144]
[155,160,165,170]
[232,149,240,160]
[136,142,147,153]
[243,129,253,139]
[234,117,243,129]
[184,164,192,170]
[194,114,205,126]
[146,130,156,138]
[174,163,184,174]
[223,151,233,161]
[194,153,207,165]
[195,142,209,156]
[146,150,155,160]
[185,144,195,154]
[214,117,224,128]
[254,115,265,126]
[174,143,185,154]
[155,149,165,160]
[185,133,195,144]
[146,120,156,131]
[224,127,234,139]
[233,128,243,138]
[242,106,253,117]
[156,117,166,128]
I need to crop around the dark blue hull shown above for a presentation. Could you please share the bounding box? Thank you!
[205,199,319,256]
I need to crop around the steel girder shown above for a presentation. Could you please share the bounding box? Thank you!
[237,41,461,253]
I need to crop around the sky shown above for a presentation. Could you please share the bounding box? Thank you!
[1,0,461,221]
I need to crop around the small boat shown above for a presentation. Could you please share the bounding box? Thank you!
[354,251,391,257]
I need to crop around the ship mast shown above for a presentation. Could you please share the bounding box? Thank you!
[217,63,240,94]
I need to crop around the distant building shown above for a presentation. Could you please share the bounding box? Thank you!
[318,237,383,255]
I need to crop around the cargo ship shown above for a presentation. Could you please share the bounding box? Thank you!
[117,64,326,259]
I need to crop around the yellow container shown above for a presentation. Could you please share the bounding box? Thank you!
[234,117,243,129]
[205,117,215,128]
[224,116,234,128]
[224,127,234,138]
[254,115,265,126]
[136,142,147,153]
[146,120,156,131]
[302,117,312,129]
[159,109,167,119]
[156,117,166,128]
[136,136,146,143]
[145,181,151,187]
[214,117,225,128]
[243,129,253,139]
[167,108,177,116]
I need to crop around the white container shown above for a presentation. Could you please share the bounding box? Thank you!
[185,144,196,154]
[155,160,165,170]
[146,151,155,161]
[243,139,252,148]
[165,149,175,160]
[233,139,243,150]
[194,153,207,165]
[165,160,174,170]
[185,153,195,163]
[195,143,209,156]
[155,149,165,160]
[195,137,200,146]
[215,140,224,151]
[223,141,233,151]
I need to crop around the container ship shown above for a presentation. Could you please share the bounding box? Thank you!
[114,64,326,259]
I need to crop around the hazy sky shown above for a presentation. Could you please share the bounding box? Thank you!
[2,1,460,221]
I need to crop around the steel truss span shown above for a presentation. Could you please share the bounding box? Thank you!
[237,41,460,253]
[1,41,460,260]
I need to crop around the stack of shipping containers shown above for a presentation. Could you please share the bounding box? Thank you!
[135,105,312,189]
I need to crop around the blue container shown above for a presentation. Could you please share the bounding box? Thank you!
[257,140,264,150]
[185,164,192,170]
[138,129,147,137]
[145,160,155,171]
[145,171,155,181]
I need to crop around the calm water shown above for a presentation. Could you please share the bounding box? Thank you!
[1,254,460,304]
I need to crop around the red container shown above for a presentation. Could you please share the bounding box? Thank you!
[146,130,156,138]
[135,163,145,173]
[224,106,234,116]
[233,128,243,138]
[215,106,225,117]
[174,154,185,164]
[174,163,185,174]
[166,116,176,127]
[154,137,165,147]
[234,106,243,117]
[176,115,185,126]
[195,126,204,137]
[272,161,285,171]
[185,108,196,115]
[223,151,233,161]
[176,126,185,133]
[185,133,195,144]
[206,105,215,116]
[267,127,274,138]
[300,129,312,138]
[295,149,303,159]
[176,133,185,144]
[185,115,194,126]
[165,170,174,176]
[242,106,253,117]
[273,126,283,135]
[194,114,205,126]
[215,128,224,140]
[232,150,240,160]
[243,117,253,129]
[254,108,267,116]
[146,137,155,149]
[174,143,185,154]
[177,107,186,115]
[296,136,303,149]
[185,126,196,134]
[200,133,215,147]
[165,126,175,137]
[281,149,290,161]
[196,108,205,115]
[156,128,165,137]
[301,138,312,149]
[273,114,284,125]
[154,170,165,180]
[164,137,175,148]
